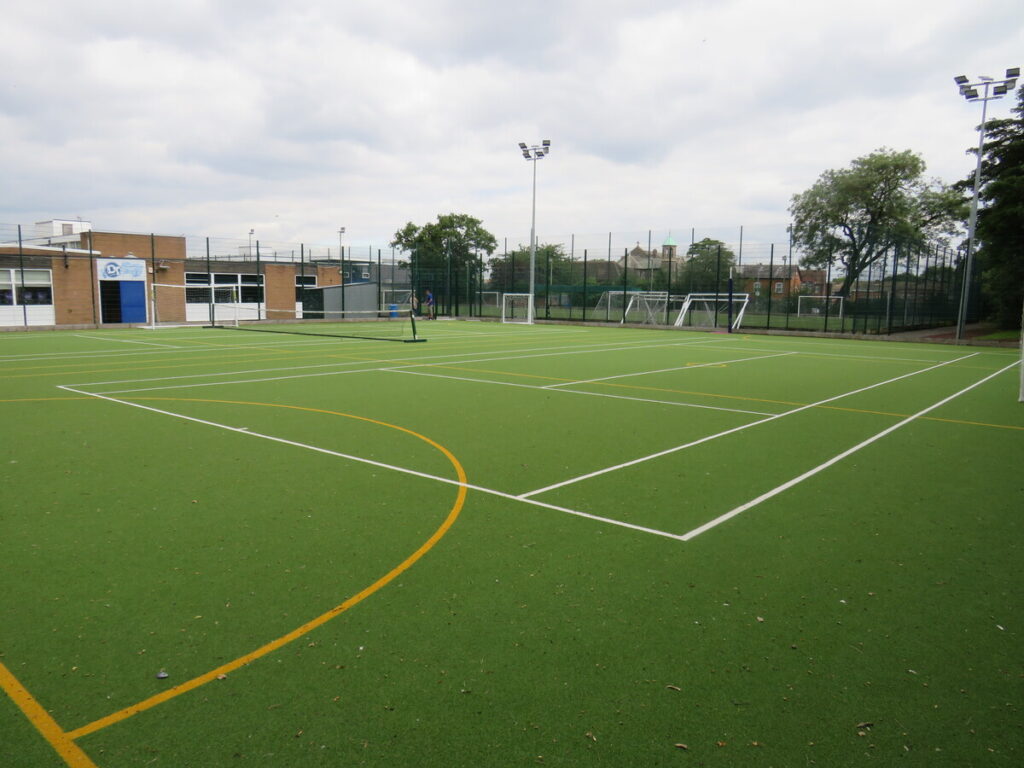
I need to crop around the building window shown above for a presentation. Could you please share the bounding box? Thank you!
[18,287,53,305]
[774,281,784,294]
[0,269,53,305]
[295,274,317,301]
[183,272,263,304]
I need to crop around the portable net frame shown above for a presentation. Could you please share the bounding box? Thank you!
[211,306,423,343]
[797,294,844,318]
[674,293,749,330]
[502,293,534,324]
[622,291,669,325]
[144,282,243,328]
[381,288,412,307]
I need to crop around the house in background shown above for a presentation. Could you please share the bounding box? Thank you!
[733,264,803,300]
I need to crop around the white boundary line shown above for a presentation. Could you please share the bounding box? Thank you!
[73,334,183,348]
[518,352,979,499]
[391,368,776,416]
[67,337,727,394]
[541,351,796,388]
[679,358,1021,541]
[56,385,682,541]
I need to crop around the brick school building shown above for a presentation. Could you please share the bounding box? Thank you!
[0,222,345,328]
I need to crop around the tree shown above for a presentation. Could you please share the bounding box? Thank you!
[970,86,1024,328]
[789,148,966,296]
[390,213,497,277]
[487,243,574,291]
[679,238,737,292]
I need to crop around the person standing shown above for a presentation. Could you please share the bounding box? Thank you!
[425,289,436,319]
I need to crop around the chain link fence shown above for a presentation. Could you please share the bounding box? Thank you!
[0,222,974,334]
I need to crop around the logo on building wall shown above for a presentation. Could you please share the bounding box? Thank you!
[97,259,147,281]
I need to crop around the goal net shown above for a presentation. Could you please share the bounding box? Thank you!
[381,288,412,307]
[797,295,844,318]
[593,290,659,322]
[622,291,669,325]
[144,282,243,327]
[479,291,502,316]
[502,293,534,324]
[674,293,749,330]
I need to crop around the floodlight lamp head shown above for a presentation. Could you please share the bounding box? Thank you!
[1006,79,1017,90]
[542,139,551,149]
[965,89,980,100]
[978,75,994,82]
[518,142,528,151]
[1006,67,1020,78]
[994,84,1008,95]
[954,75,969,85]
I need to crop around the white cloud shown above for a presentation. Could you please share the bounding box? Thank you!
[1,0,1020,250]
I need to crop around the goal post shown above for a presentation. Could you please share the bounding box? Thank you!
[623,291,669,325]
[797,294,844,318]
[674,293,749,330]
[502,293,534,324]
[143,282,242,328]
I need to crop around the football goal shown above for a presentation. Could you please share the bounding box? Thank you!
[622,291,669,325]
[593,290,663,322]
[144,282,244,327]
[674,293,749,330]
[502,293,534,324]
[797,295,844,318]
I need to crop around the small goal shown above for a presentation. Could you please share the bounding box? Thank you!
[622,291,669,325]
[502,293,534,324]
[674,293,749,330]
[797,295,844,318]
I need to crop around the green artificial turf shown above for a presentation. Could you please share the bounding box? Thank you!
[1,323,1021,767]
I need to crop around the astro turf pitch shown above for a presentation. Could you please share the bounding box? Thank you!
[1,321,1021,766]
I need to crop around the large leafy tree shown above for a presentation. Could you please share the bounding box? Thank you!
[789,148,965,296]
[679,238,737,291]
[390,213,497,275]
[970,86,1024,328]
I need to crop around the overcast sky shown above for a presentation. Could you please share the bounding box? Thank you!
[2,0,1021,254]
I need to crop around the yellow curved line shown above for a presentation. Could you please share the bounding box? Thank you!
[43,398,468,741]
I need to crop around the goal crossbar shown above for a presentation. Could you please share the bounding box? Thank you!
[502,293,534,324]
[674,293,749,330]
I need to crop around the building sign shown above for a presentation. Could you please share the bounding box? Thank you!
[97,258,147,281]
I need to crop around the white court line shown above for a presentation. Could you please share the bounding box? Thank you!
[541,351,796,388]
[697,342,957,365]
[518,352,979,499]
[71,337,725,394]
[680,358,1021,541]
[56,385,681,541]
[73,334,182,348]
[391,368,776,416]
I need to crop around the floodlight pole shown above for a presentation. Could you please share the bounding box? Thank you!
[952,68,1018,341]
[518,139,551,324]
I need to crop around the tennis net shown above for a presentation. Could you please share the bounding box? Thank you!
[211,306,424,343]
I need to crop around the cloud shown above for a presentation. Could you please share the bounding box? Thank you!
[1,0,1020,249]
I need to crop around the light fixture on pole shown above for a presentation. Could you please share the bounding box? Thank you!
[248,229,254,259]
[952,67,1019,341]
[518,139,551,324]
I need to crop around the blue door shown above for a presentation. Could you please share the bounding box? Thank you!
[119,281,147,323]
